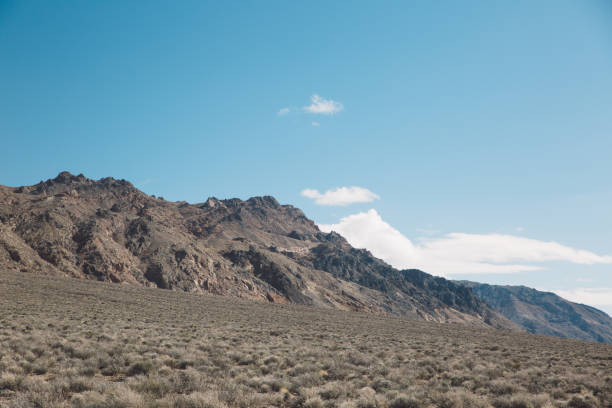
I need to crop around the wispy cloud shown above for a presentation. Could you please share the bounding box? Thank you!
[277,107,290,116]
[553,288,612,311]
[303,94,343,115]
[311,121,320,127]
[416,228,440,236]
[137,178,156,187]
[301,187,379,206]
[318,209,612,276]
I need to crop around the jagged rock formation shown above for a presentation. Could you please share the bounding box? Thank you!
[457,281,612,343]
[0,172,517,329]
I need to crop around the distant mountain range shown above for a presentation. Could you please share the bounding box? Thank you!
[1,172,610,342]
[456,281,612,343]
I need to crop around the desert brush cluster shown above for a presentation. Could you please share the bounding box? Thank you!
[1,271,610,408]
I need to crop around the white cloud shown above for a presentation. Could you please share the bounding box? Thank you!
[416,228,440,236]
[301,187,379,206]
[318,209,612,276]
[137,178,155,186]
[554,288,612,310]
[277,107,290,116]
[319,210,419,268]
[312,121,320,127]
[303,94,343,115]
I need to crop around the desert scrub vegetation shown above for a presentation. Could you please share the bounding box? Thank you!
[0,271,610,408]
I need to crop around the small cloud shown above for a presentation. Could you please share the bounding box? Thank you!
[303,94,343,115]
[277,107,290,116]
[301,186,379,206]
[312,122,320,127]
[515,227,525,232]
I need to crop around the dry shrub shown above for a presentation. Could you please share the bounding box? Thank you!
[435,389,489,408]
[0,373,23,391]
[127,360,155,376]
[389,394,421,408]
[155,391,228,408]
[491,393,552,408]
[566,395,599,408]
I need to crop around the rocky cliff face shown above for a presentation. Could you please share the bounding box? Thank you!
[0,172,517,329]
[456,281,612,343]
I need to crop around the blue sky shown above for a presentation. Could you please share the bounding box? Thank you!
[1,1,611,313]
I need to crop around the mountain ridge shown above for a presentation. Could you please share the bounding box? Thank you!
[3,172,612,343]
[456,281,612,343]
[0,171,516,330]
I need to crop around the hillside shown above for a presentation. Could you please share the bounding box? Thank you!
[457,281,612,343]
[0,172,514,329]
[1,270,610,407]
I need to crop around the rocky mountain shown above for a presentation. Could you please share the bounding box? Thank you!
[457,281,612,343]
[0,171,518,330]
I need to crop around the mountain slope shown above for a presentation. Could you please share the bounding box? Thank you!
[0,171,516,329]
[457,281,612,343]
